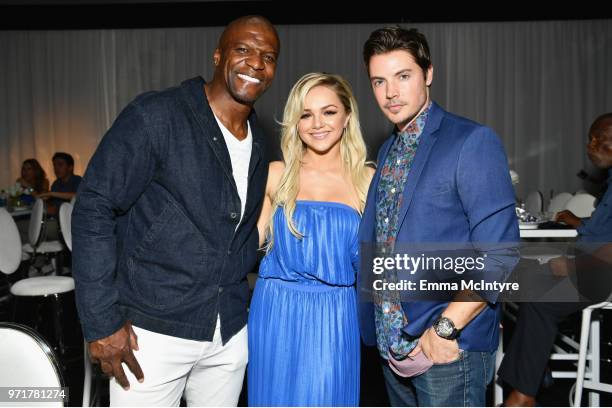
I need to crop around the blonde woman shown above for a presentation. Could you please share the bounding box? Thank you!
[248,73,375,406]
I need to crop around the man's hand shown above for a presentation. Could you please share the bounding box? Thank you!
[418,327,460,364]
[555,210,582,228]
[88,321,144,390]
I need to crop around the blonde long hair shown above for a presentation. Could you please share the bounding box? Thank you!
[264,72,371,250]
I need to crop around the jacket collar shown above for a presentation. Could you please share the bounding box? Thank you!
[180,76,264,183]
[394,101,444,231]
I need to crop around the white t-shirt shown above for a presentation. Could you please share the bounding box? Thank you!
[213,114,252,226]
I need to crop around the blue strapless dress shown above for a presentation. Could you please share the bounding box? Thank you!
[248,200,361,406]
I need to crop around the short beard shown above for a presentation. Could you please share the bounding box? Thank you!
[230,91,257,106]
[228,78,260,106]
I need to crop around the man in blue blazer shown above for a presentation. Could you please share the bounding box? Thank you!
[359,26,520,406]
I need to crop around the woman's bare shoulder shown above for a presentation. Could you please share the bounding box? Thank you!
[269,160,285,176]
[266,161,286,196]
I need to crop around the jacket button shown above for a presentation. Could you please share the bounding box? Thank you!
[227,249,232,255]
[219,286,223,293]
[230,212,238,219]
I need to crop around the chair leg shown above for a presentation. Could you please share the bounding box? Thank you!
[52,294,66,356]
[27,251,41,277]
[589,315,601,406]
[40,253,57,276]
[494,324,504,406]
[575,308,593,407]
[83,340,92,407]
[51,255,58,276]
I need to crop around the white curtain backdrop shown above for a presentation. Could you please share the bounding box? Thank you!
[1,19,611,201]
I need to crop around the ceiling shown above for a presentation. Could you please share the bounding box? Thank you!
[1,1,610,30]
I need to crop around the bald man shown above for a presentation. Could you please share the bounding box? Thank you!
[499,112,612,406]
[72,16,280,406]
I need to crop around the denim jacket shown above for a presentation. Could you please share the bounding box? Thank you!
[72,77,268,343]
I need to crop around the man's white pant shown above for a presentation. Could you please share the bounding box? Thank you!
[109,317,248,406]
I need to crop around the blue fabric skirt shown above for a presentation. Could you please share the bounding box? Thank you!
[248,278,360,406]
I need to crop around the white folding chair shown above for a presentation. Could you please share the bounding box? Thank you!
[0,208,22,306]
[525,191,543,215]
[0,208,22,276]
[0,322,65,407]
[498,301,588,406]
[573,301,612,406]
[499,299,610,407]
[10,276,76,355]
[2,209,90,406]
[7,200,75,354]
[57,202,93,406]
[58,203,94,406]
[548,192,574,214]
[565,194,597,218]
[22,199,64,275]
[58,203,73,251]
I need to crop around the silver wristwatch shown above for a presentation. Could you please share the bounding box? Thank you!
[433,315,462,340]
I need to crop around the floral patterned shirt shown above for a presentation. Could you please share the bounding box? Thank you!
[374,102,431,359]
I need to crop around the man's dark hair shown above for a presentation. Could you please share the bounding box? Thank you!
[52,152,75,167]
[363,26,432,75]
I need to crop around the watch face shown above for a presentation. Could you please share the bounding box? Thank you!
[436,318,454,337]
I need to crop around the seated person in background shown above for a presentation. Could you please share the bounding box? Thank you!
[498,112,612,407]
[16,158,50,197]
[39,152,82,215]
[555,113,612,236]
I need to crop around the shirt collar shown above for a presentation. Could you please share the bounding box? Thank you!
[395,101,432,145]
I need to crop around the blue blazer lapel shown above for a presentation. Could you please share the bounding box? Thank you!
[396,102,444,233]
